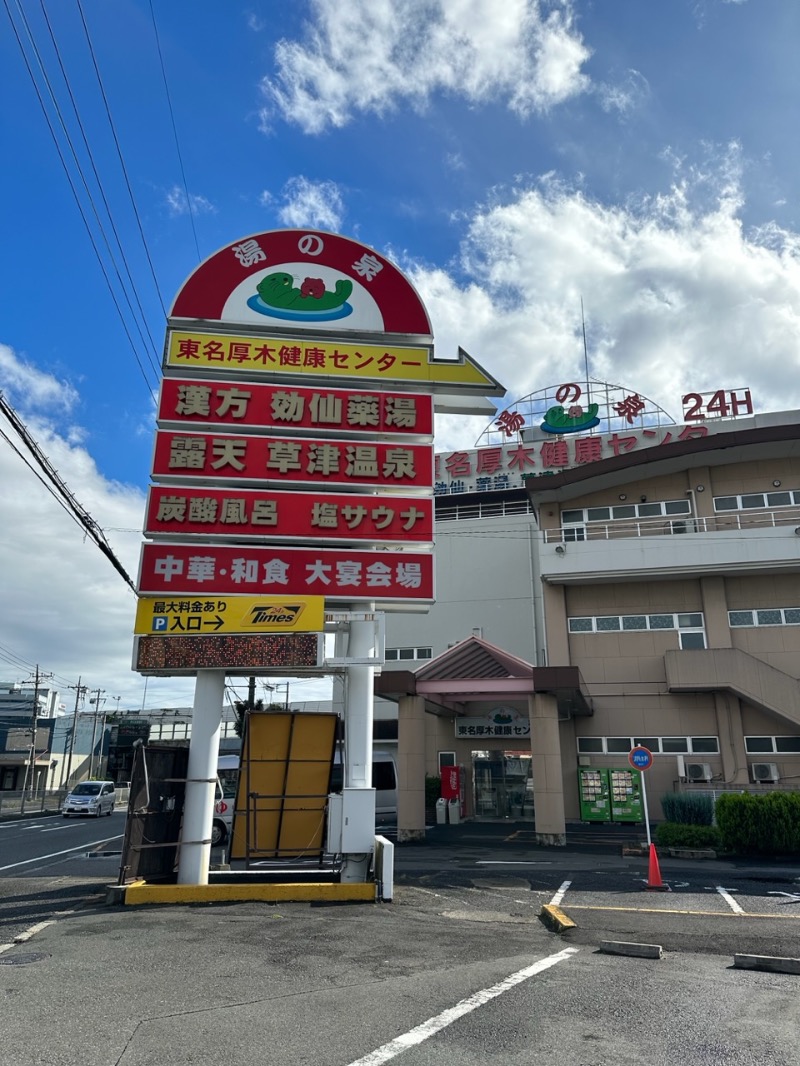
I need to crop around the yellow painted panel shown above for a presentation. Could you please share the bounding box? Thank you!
[230,711,338,861]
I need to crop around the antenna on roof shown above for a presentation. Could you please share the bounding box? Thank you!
[580,296,590,404]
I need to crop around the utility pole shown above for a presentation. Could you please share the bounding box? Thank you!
[62,679,86,789]
[88,688,105,779]
[20,666,51,814]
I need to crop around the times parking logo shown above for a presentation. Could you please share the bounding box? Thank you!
[249,604,303,626]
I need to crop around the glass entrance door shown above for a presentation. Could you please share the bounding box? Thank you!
[472,751,533,819]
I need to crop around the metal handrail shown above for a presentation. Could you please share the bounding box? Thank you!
[544,506,800,543]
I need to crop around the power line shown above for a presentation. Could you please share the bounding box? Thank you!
[74,0,168,317]
[0,391,137,592]
[35,0,162,368]
[148,0,201,263]
[2,0,159,395]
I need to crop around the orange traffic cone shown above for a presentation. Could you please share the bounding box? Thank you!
[645,843,668,891]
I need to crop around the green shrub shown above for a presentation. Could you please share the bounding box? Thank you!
[660,792,714,826]
[715,791,800,855]
[655,822,720,850]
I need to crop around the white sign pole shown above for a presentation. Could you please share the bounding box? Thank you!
[340,609,376,883]
[640,767,652,848]
[177,670,224,885]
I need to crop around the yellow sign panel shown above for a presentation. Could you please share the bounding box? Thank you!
[134,595,324,636]
[230,711,337,861]
[165,330,504,393]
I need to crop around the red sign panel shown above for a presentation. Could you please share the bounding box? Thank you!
[151,431,433,490]
[157,378,434,437]
[138,543,434,602]
[145,486,434,543]
[169,229,432,335]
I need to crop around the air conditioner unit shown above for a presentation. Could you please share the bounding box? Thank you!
[751,762,780,783]
[685,762,712,782]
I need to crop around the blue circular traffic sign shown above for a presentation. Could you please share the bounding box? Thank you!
[629,745,653,771]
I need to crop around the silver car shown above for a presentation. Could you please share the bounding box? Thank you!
[62,781,116,818]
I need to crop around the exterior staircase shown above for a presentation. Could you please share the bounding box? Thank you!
[665,648,800,729]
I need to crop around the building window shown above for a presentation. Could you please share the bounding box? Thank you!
[690,737,719,753]
[714,490,800,512]
[661,737,690,753]
[562,499,691,525]
[729,607,800,628]
[577,735,719,755]
[606,737,632,753]
[385,647,433,661]
[576,737,603,753]
[745,736,800,754]
[438,751,456,771]
[568,612,705,647]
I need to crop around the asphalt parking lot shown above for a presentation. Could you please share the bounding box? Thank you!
[2,816,800,1065]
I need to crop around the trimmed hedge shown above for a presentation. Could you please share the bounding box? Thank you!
[655,822,720,850]
[660,792,714,826]
[715,791,800,855]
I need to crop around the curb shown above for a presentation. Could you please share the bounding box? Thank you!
[600,940,663,960]
[734,954,800,975]
[120,881,377,906]
[540,904,576,933]
[667,848,717,860]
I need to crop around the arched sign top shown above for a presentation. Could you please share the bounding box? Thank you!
[169,229,433,337]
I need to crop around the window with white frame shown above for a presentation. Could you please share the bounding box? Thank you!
[745,736,800,754]
[568,612,706,648]
[714,490,800,512]
[561,499,691,539]
[385,646,433,662]
[729,608,800,628]
[577,735,719,755]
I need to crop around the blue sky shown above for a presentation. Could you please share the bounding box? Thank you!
[2,0,800,708]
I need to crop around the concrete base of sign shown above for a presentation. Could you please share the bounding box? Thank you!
[116,880,376,906]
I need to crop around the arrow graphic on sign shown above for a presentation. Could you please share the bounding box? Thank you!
[165,331,506,405]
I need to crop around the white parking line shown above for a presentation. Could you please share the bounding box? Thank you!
[549,880,572,906]
[0,912,71,956]
[345,947,579,1066]
[475,860,552,866]
[0,836,122,872]
[716,886,744,914]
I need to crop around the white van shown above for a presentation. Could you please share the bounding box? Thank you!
[211,754,239,847]
[62,780,116,817]
[330,750,398,820]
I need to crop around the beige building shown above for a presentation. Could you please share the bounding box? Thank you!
[381,404,800,842]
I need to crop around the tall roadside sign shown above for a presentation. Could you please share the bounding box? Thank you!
[133,228,506,886]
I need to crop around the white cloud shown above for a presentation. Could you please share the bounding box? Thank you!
[596,69,650,117]
[164,185,216,218]
[277,176,345,230]
[0,346,197,709]
[0,348,335,712]
[402,148,800,452]
[260,0,591,134]
[0,344,79,412]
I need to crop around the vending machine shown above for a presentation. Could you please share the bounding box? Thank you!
[608,768,643,822]
[577,767,644,823]
[577,768,611,822]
